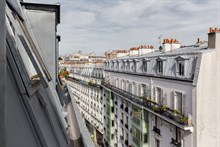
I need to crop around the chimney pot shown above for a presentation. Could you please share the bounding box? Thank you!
[197,38,200,44]
[210,27,214,33]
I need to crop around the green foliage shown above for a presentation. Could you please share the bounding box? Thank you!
[173,109,181,115]
[152,107,160,112]
[88,80,94,86]
[59,69,69,78]
[180,116,188,124]
[160,105,168,112]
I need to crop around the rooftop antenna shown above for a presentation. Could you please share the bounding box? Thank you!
[158,34,162,50]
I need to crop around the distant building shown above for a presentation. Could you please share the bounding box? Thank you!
[102,29,220,147]
[105,50,129,60]
[66,61,105,146]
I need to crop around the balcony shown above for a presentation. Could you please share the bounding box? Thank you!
[101,81,192,131]
[153,126,161,136]
[67,77,100,88]
[171,138,181,147]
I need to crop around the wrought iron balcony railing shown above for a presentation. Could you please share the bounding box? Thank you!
[153,126,161,136]
[101,81,189,127]
[171,138,181,147]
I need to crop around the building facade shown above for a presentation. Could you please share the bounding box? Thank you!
[67,62,105,145]
[102,29,220,147]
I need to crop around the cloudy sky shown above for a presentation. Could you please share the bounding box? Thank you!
[25,0,220,55]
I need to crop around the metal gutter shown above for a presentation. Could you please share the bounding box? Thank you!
[0,0,6,146]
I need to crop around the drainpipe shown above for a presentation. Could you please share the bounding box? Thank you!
[0,0,6,146]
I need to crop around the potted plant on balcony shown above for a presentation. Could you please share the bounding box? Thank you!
[59,68,69,79]
[173,109,181,115]
[180,116,188,125]
[88,80,94,86]
[159,105,169,114]
[152,106,160,113]
[140,96,145,100]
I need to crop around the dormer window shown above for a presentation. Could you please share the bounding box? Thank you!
[157,60,163,74]
[122,61,125,71]
[156,57,165,74]
[127,61,130,71]
[131,59,138,72]
[177,61,184,76]
[175,56,187,77]
[116,61,119,70]
[142,58,149,73]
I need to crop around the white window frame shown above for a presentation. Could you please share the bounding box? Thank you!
[156,60,163,74]
[176,60,185,77]
[172,91,186,114]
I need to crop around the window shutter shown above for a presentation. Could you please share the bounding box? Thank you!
[147,86,150,98]
[171,91,175,110]
[138,84,141,96]
[182,94,186,115]
[153,87,156,102]
[160,89,164,105]
[174,62,177,76]
[163,90,167,106]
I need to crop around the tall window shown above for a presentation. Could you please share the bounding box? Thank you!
[172,91,185,114]
[176,92,183,113]
[116,61,119,70]
[127,61,130,71]
[122,61,125,71]
[132,60,136,72]
[140,84,147,97]
[142,60,147,72]
[177,61,185,76]
[154,87,163,105]
[155,139,160,147]
[157,60,163,74]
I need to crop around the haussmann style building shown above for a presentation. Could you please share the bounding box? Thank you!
[102,28,220,147]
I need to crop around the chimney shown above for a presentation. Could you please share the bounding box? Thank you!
[197,38,200,44]
[138,45,155,55]
[162,38,171,52]
[162,38,181,52]
[170,39,181,50]
[208,27,220,48]
[129,47,139,56]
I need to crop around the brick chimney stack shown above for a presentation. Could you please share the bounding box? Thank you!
[208,27,220,48]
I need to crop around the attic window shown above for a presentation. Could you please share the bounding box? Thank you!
[142,58,150,72]
[157,60,163,74]
[175,56,188,77]
[177,61,184,76]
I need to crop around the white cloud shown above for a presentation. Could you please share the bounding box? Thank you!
[25,0,220,55]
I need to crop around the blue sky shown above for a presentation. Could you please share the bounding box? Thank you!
[25,0,220,55]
